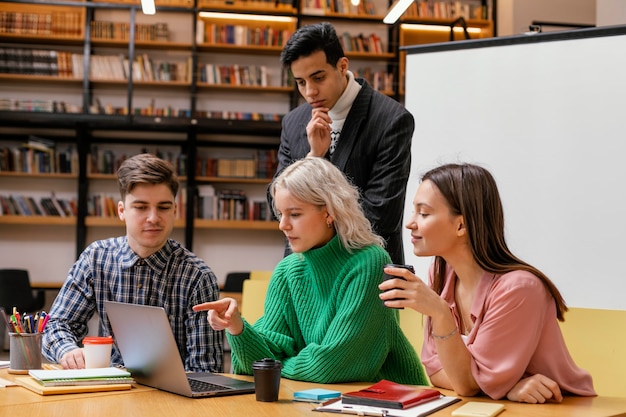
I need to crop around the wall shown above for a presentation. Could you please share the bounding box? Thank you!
[597,0,626,25]
[497,0,596,35]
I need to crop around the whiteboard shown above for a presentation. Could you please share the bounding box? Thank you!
[403,26,626,311]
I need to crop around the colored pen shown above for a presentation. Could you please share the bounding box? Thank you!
[13,309,23,333]
[10,315,21,334]
[40,313,50,332]
[37,312,46,333]
[23,315,31,333]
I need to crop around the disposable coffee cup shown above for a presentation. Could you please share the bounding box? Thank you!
[8,332,42,374]
[83,336,113,368]
[381,263,415,309]
[252,358,282,402]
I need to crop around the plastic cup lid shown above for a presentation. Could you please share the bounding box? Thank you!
[83,336,113,345]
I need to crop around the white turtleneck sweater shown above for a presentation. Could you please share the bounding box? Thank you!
[328,70,361,155]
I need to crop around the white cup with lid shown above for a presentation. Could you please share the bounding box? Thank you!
[83,336,114,368]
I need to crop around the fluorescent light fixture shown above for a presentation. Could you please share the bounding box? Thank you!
[383,0,414,24]
[351,0,360,6]
[401,23,483,34]
[199,11,296,23]
[141,0,156,15]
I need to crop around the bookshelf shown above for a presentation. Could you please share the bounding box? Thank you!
[0,0,495,283]
[396,0,495,94]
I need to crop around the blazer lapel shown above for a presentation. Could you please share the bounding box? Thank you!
[330,80,373,171]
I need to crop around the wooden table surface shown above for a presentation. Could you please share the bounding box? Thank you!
[1,369,625,417]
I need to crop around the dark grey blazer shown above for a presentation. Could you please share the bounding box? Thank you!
[275,78,414,264]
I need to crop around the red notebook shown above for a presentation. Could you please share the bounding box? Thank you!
[342,380,441,410]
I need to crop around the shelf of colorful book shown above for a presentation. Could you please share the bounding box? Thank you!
[0,2,86,41]
[198,0,296,14]
[87,173,188,182]
[91,38,193,51]
[91,0,194,7]
[0,215,76,226]
[195,83,293,93]
[0,172,77,179]
[194,219,278,230]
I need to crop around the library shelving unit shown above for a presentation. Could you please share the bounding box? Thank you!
[0,0,288,275]
[0,0,495,281]
[396,0,495,94]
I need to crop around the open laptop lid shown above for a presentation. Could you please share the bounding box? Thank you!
[103,300,255,398]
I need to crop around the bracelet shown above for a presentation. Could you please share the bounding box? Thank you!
[431,327,458,341]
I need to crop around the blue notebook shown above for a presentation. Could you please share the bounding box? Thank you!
[294,388,341,402]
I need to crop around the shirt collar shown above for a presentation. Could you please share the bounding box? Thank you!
[328,70,361,121]
[119,237,174,273]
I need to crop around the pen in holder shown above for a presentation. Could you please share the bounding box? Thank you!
[8,332,42,374]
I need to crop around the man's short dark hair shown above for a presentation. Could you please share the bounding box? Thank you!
[280,22,345,69]
[117,153,179,200]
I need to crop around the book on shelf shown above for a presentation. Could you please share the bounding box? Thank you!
[249,200,272,221]
[0,48,80,78]
[0,193,76,216]
[0,8,83,37]
[302,0,376,16]
[11,194,33,216]
[92,20,169,42]
[201,23,293,48]
[405,0,486,20]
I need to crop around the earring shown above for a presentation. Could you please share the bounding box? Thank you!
[326,221,333,229]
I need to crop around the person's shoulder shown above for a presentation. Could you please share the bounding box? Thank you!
[350,244,390,268]
[492,270,547,296]
[169,240,212,270]
[83,236,124,252]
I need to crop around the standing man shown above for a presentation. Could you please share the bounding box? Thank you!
[275,22,414,264]
[43,153,223,372]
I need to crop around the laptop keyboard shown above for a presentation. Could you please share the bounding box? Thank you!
[188,378,232,393]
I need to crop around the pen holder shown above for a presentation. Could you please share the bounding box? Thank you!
[8,332,42,374]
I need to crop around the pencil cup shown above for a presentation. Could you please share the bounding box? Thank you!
[252,358,282,402]
[83,336,113,369]
[8,332,42,374]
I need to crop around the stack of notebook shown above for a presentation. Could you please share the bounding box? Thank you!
[16,367,135,395]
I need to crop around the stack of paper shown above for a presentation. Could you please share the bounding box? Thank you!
[28,367,134,387]
[15,367,135,395]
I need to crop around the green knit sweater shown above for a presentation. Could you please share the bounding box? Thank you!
[227,235,429,385]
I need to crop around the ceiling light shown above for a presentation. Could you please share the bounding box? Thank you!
[141,0,156,15]
[383,0,413,24]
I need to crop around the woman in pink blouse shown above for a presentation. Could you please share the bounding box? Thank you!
[379,163,595,403]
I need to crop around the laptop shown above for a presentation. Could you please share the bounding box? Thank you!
[103,300,256,398]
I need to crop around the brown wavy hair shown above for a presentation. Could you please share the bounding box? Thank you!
[424,163,567,321]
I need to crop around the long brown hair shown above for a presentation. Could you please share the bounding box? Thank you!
[424,163,568,321]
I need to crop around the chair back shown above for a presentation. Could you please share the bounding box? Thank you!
[241,279,270,325]
[222,272,250,292]
[0,269,45,314]
[249,270,272,281]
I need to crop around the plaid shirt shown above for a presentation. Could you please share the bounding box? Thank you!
[42,236,223,372]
